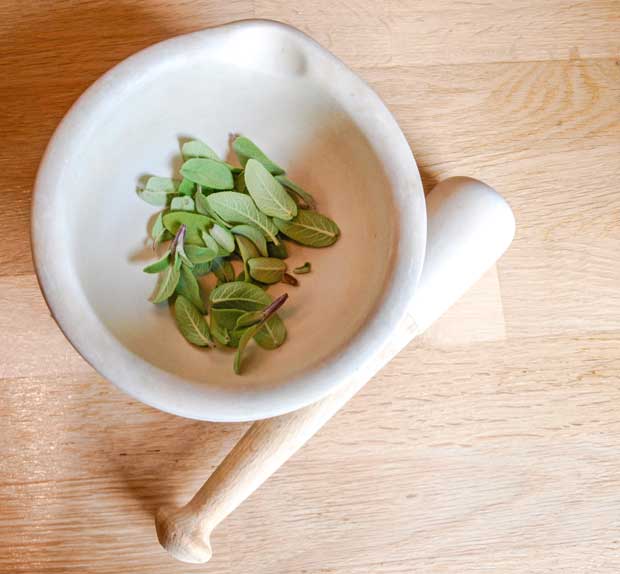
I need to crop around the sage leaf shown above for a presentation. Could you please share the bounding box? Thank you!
[211,307,246,330]
[268,241,288,259]
[232,135,284,175]
[150,262,181,304]
[235,310,263,329]
[151,211,171,245]
[170,196,195,212]
[143,251,170,274]
[275,175,317,210]
[176,263,205,312]
[192,261,212,276]
[178,178,195,196]
[210,313,231,346]
[247,257,287,284]
[235,235,260,280]
[185,244,218,264]
[182,139,220,161]
[255,314,287,349]
[245,159,297,220]
[206,192,279,243]
[174,295,213,347]
[231,225,268,257]
[211,258,236,283]
[201,231,229,258]
[210,224,235,253]
[210,281,271,311]
[180,158,234,190]
[163,211,214,245]
[234,171,246,193]
[138,177,179,206]
[195,189,233,229]
[293,262,311,274]
[233,294,288,373]
[273,210,340,247]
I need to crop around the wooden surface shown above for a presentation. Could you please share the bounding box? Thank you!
[1,1,619,572]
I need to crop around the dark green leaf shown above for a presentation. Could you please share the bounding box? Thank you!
[247,257,287,284]
[211,258,236,283]
[176,263,206,313]
[268,241,288,259]
[174,295,213,347]
[273,210,340,247]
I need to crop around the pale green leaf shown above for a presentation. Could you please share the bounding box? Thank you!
[185,244,218,264]
[195,189,233,228]
[178,178,195,196]
[143,251,170,274]
[176,264,206,313]
[138,176,179,206]
[230,225,268,257]
[150,263,181,304]
[163,211,214,245]
[245,159,297,220]
[232,136,284,175]
[209,224,235,253]
[181,139,220,161]
[180,158,234,190]
[170,196,195,212]
[206,192,279,243]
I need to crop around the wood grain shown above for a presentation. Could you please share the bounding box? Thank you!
[1,0,619,572]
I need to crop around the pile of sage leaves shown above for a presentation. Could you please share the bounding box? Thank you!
[137,136,340,374]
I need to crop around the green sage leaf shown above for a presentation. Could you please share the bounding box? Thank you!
[195,189,233,229]
[210,307,246,330]
[293,262,311,274]
[178,178,195,196]
[275,175,317,210]
[231,225,268,257]
[209,224,235,253]
[170,196,195,212]
[185,244,218,264]
[273,210,340,247]
[247,257,287,284]
[232,135,284,175]
[268,241,288,259]
[255,314,287,349]
[211,257,236,283]
[210,281,271,311]
[143,251,170,274]
[206,192,279,243]
[181,139,220,161]
[210,313,231,346]
[174,295,213,347]
[234,324,261,374]
[138,177,179,206]
[244,159,297,220]
[176,263,206,313]
[192,261,212,277]
[234,171,246,193]
[163,211,214,245]
[180,158,234,190]
[150,262,181,304]
[151,211,167,244]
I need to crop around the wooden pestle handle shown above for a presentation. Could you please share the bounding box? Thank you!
[155,177,516,563]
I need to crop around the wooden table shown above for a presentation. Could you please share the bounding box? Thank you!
[1,1,619,572]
